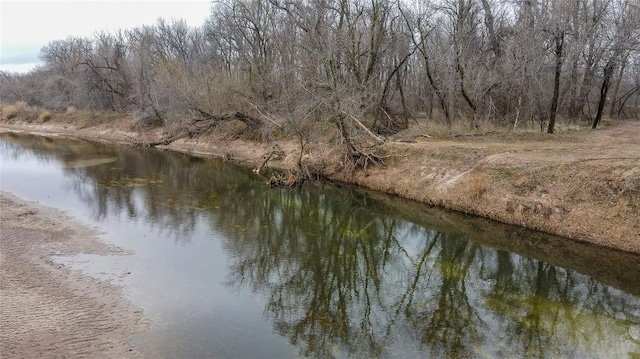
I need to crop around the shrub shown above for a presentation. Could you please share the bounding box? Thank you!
[39,110,52,122]
[2,105,18,119]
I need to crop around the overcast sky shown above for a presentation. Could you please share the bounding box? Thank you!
[0,0,211,73]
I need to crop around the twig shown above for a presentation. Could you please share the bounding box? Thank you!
[243,99,283,129]
[380,106,394,124]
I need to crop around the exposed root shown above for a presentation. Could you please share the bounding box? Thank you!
[342,147,387,173]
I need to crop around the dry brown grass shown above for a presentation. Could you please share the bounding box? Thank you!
[2,105,18,119]
[468,173,489,199]
[2,102,31,120]
[38,110,52,123]
[391,114,594,143]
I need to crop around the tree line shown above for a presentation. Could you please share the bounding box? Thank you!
[1,0,639,136]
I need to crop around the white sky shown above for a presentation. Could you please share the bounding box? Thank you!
[0,0,211,73]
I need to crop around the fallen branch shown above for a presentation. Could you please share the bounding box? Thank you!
[253,144,285,174]
[133,119,213,147]
[133,111,263,148]
[452,132,488,138]
[349,114,385,144]
[136,133,187,148]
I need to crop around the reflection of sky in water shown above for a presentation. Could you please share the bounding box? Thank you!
[1,133,639,359]
[1,149,82,212]
[1,137,297,358]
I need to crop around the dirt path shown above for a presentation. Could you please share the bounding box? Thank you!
[0,192,144,358]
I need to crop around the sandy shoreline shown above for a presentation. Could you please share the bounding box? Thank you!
[0,192,144,358]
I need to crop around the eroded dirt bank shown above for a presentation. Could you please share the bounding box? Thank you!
[0,192,145,358]
[1,118,639,253]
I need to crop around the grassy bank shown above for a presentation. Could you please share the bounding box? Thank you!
[2,105,639,253]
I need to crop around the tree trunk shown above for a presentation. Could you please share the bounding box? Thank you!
[419,48,450,125]
[592,59,616,129]
[548,31,564,134]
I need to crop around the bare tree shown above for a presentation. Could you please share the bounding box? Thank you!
[592,0,639,128]
[3,0,639,138]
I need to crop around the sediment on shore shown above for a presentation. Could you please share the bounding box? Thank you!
[0,192,145,358]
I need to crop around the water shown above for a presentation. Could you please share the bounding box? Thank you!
[1,132,639,358]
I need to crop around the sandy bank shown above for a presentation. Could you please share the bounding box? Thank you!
[0,192,145,358]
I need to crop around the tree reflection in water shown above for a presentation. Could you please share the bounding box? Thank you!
[216,185,640,358]
[2,132,639,358]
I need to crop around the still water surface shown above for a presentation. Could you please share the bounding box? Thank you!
[1,132,639,358]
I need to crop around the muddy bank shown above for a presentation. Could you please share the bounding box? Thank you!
[0,192,145,358]
[1,118,639,253]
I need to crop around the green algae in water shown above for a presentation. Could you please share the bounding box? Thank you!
[100,177,163,188]
[63,157,117,168]
[484,291,640,357]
